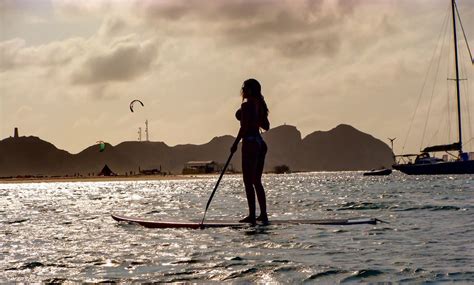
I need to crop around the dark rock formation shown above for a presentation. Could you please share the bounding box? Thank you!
[0,124,394,176]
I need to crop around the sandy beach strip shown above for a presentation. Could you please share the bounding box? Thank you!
[0,174,222,184]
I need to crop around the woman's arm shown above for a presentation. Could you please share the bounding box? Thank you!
[231,129,242,153]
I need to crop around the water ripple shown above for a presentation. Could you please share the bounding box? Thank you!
[1,172,473,282]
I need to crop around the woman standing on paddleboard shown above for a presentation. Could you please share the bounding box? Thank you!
[231,78,270,224]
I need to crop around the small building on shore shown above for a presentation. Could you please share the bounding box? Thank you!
[183,161,219,174]
[139,166,162,175]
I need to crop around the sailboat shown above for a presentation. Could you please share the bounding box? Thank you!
[393,0,474,175]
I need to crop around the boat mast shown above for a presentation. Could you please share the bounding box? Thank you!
[452,0,463,153]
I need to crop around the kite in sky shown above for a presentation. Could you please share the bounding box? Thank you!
[97,141,106,152]
[130,100,144,112]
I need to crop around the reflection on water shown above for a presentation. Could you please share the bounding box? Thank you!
[1,172,473,282]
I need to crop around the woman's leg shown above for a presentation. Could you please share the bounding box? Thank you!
[254,141,268,221]
[241,141,258,222]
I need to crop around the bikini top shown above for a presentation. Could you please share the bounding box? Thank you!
[235,101,269,136]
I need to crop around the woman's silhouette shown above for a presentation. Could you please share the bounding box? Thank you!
[231,78,270,224]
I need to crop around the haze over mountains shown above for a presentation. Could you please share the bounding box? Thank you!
[0,124,394,177]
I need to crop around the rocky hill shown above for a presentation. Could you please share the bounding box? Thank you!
[301,124,394,171]
[0,136,71,176]
[0,124,394,176]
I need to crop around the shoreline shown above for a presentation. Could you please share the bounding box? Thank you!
[0,171,365,184]
[0,174,223,184]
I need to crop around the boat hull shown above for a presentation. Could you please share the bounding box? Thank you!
[393,160,474,175]
[363,169,392,176]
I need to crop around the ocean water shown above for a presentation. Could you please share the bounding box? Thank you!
[1,172,473,283]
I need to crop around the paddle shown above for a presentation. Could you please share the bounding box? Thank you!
[200,150,235,227]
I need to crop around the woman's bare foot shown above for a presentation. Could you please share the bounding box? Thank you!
[256,214,269,224]
[239,216,256,224]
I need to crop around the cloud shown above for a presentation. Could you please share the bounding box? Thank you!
[98,16,127,38]
[71,37,158,85]
[0,37,86,72]
[15,105,33,117]
[51,0,117,16]
[277,33,341,58]
[134,0,272,21]
[0,0,16,13]
[0,39,26,71]
[46,0,402,60]
[0,0,46,14]
[1,34,158,92]
[127,0,401,60]
[0,0,52,29]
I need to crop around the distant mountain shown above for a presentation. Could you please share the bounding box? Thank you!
[301,124,394,171]
[0,124,394,176]
[0,136,71,176]
[262,125,304,169]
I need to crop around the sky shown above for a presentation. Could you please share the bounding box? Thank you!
[1,0,474,154]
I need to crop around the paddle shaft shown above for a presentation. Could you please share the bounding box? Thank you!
[200,150,235,225]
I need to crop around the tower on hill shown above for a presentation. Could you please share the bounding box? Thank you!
[14,127,19,138]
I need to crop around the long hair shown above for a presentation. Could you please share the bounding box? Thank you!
[243,78,270,130]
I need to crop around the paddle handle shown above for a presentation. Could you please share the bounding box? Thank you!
[200,150,235,226]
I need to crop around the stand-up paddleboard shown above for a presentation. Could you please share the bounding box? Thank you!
[111,213,381,229]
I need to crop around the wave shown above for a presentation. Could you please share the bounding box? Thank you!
[222,267,258,281]
[336,202,392,210]
[7,261,45,271]
[336,202,463,212]
[340,269,384,282]
[399,271,474,283]
[42,278,68,283]
[305,269,347,280]
[4,219,29,224]
[396,205,461,211]
[171,259,201,265]
[162,269,199,283]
